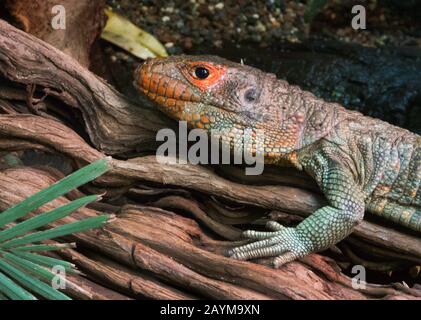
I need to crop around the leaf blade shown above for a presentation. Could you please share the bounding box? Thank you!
[12,243,76,252]
[0,195,99,243]
[1,215,110,249]
[0,158,110,228]
[0,270,37,300]
[0,259,69,300]
[11,251,75,273]
[3,251,71,290]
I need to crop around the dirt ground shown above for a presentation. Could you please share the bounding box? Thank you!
[107,0,421,54]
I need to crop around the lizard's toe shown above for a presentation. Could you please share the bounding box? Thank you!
[228,225,310,266]
[266,221,286,231]
[242,229,276,240]
[273,252,300,268]
[241,220,287,240]
[231,244,288,261]
[228,236,280,256]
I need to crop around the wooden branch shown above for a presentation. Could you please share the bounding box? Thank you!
[0,166,418,299]
[56,249,196,300]
[0,114,420,264]
[0,19,173,154]
[0,18,420,299]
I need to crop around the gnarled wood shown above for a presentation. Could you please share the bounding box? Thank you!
[0,18,420,300]
[0,19,173,154]
[0,166,419,299]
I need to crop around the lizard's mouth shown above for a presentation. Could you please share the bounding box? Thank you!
[134,62,201,114]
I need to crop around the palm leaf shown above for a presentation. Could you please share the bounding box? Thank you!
[0,270,36,300]
[0,157,112,300]
[11,251,76,273]
[3,251,80,290]
[1,215,109,249]
[0,195,99,243]
[12,243,76,252]
[0,157,110,228]
[0,259,70,300]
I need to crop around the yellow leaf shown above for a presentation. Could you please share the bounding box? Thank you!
[101,8,168,59]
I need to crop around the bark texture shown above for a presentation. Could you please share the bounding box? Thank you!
[0,18,420,299]
[4,0,106,67]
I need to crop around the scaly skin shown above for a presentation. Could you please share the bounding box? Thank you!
[134,55,421,267]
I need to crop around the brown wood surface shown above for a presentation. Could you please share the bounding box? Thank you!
[0,18,420,299]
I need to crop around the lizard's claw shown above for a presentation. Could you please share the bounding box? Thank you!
[228,221,309,268]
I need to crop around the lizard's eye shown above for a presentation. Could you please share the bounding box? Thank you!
[183,62,226,91]
[194,67,210,79]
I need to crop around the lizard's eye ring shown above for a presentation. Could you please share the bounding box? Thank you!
[194,67,210,79]
[183,62,226,91]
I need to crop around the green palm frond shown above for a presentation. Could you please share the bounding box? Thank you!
[0,158,112,300]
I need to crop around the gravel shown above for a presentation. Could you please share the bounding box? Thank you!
[107,0,421,54]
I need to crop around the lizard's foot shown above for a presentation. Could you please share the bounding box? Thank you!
[228,221,310,268]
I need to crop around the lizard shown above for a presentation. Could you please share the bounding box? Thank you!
[134,55,421,268]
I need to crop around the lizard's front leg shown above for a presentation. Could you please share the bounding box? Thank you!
[228,167,365,267]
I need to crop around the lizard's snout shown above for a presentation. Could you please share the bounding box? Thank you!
[134,59,153,94]
[134,59,163,98]
[134,58,201,112]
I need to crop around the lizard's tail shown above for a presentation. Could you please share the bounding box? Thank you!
[368,200,421,232]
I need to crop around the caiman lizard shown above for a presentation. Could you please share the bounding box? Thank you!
[135,55,421,267]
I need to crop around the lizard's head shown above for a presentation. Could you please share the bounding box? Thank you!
[135,55,335,160]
